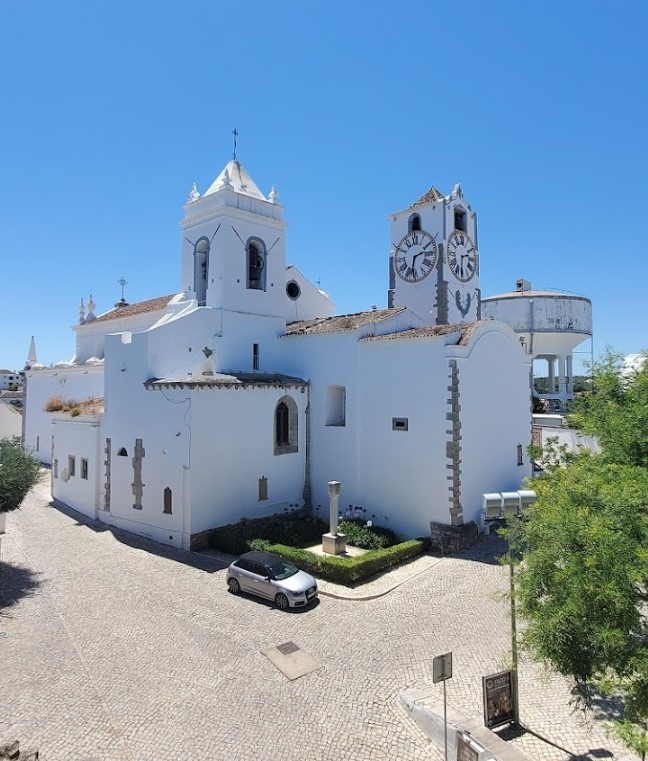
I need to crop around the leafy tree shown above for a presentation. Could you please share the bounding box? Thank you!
[511,348,648,757]
[0,437,41,514]
[569,349,648,467]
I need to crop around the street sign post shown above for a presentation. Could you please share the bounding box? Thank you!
[433,652,453,761]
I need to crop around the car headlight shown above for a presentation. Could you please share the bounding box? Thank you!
[290,589,305,596]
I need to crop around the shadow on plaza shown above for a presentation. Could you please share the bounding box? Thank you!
[436,529,510,566]
[496,722,615,760]
[47,499,229,574]
[0,561,42,614]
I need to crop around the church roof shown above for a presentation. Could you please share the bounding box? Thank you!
[285,308,405,336]
[144,372,307,389]
[360,322,480,345]
[92,294,176,323]
[410,186,445,208]
[204,160,266,200]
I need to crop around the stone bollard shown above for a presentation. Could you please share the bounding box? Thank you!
[322,480,347,555]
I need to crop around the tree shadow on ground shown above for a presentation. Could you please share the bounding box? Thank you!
[46,499,228,574]
[433,530,510,566]
[496,722,614,760]
[0,561,42,613]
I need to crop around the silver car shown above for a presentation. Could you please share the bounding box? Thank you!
[226,550,318,610]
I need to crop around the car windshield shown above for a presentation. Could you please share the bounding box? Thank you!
[269,560,299,580]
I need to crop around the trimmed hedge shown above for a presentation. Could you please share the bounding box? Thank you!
[248,537,430,585]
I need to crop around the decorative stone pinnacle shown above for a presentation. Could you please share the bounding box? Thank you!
[220,169,233,190]
[79,298,86,324]
[269,185,279,204]
[188,182,200,203]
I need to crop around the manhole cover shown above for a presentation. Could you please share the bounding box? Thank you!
[277,641,299,656]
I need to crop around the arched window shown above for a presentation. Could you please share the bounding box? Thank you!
[117,447,128,457]
[274,395,298,455]
[276,403,289,445]
[247,238,266,291]
[193,237,210,305]
[408,213,421,232]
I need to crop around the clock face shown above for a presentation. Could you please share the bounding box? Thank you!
[393,230,438,283]
[446,231,477,282]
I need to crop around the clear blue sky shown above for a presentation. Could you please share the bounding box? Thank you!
[1,0,646,373]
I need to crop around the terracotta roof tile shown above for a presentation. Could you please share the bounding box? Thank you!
[92,294,176,323]
[360,321,480,344]
[285,308,405,336]
[410,186,445,208]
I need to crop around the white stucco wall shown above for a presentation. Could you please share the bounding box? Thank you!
[51,416,101,519]
[188,384,308,536]
[0,372,21,391]
[0,403,22,439]
[454,325,533,525]
[355,337,452,538]
[24,366,104,464]
[72,305,176,364]
[284,266,335,324]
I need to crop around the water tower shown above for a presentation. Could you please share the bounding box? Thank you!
[481,280,592,411]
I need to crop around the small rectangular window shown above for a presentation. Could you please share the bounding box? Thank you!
[163,487,173,514]
[392,417,409,431]
[252,343,259,371]
[36,436,40,452]
[68,455,76,477]
[517,444,524,466]
[325,385,346,426]
[81,458,88,480]
[454,208,467,232]
[53,459,58,478]
[258,476,268,501]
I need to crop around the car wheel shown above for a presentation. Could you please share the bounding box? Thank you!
[275,592,290,611]
[228,578,241,595]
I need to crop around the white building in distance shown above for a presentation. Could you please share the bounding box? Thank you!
[24,158,532,550]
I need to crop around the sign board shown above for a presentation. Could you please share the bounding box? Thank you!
[482,669,516,729]
[456,732,481,761]
[432,651,452,683]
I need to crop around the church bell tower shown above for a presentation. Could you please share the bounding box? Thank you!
[179,159,287,319]
[388,183,480,326]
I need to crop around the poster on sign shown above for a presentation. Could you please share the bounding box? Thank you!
[456,732,480,761]
[482,669,516,729]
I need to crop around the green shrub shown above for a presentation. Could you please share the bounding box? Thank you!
[339,519,397,549]
[0,437,41,514]
[254,539,429,585]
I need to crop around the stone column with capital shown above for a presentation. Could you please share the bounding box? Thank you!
[322,480,347,555]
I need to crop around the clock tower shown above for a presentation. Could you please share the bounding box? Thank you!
[387,183,480,326]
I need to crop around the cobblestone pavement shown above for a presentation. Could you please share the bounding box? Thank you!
[0,480,629,761]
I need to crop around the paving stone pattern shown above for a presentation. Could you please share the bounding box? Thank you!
[0,481,628,761]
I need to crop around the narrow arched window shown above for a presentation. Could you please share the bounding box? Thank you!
[247,238,266,291]
[276,402,289,446]
[117,447,128,457]
[408,214,421,232]
[193,237,210,305]
[274,395,298,455]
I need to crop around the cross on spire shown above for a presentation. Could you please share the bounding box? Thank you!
[232,128,238,160]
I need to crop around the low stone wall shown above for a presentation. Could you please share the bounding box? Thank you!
[190,509,310,551]
[429,520,479,554]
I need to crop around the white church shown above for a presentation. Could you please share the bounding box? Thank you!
[23,157,532,550]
